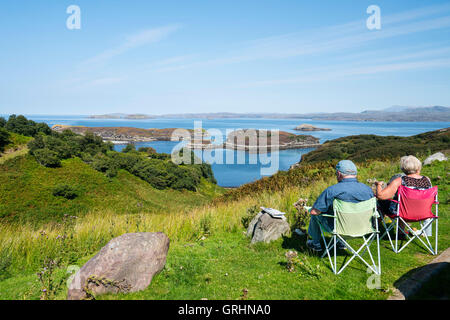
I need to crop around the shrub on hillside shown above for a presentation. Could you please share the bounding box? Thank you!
[91,153,119,178]
[149,152,171,160]
[138,146,156,155]
[0,127,10,152]
[301,129,450,164]
[0,117,6,128]
[33,148,61,167]
[122,144,136,153]
[241,205,259,229]
[27,134,46,154]
[52,184,78,200]
[29,130,112,163]
[5,115,51,137]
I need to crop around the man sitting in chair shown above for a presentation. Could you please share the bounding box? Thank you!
[306,160,374,252]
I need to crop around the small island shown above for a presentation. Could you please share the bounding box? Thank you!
[186,130,320,153]
[51,125,198,143]
[294,124,331,131]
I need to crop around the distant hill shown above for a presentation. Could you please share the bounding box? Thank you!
[88,113,156,119]
[87,106,450,122]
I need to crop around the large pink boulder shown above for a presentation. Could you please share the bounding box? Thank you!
[68,232,169,300]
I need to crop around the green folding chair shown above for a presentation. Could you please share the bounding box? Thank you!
[317,198,381,275]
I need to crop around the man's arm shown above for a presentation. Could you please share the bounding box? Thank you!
[310,187,332,216]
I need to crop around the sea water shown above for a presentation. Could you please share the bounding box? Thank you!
[5,115,449,187]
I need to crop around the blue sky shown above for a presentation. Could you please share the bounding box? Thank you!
[1,0,450,115]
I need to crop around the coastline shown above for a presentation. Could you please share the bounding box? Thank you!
[53,125,322,153]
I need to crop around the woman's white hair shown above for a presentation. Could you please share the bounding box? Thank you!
[400,155,422,174]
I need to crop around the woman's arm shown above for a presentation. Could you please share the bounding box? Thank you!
[376,177,401,200]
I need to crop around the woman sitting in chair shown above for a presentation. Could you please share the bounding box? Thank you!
[375,155,432,237]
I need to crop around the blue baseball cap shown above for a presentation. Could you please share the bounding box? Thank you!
[336,160,358,175]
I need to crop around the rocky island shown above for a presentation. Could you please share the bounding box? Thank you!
[294,124,331,131]
[186,129,320,153]
[51,125,197,143]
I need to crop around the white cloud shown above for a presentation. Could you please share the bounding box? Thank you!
[238,58,450,87]
[89,77,124,86]
[81,24,181,66]
[152,4,450,73]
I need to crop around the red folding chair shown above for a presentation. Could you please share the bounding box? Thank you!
[380,185,439,255]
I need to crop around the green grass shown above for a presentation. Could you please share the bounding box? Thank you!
[98,230,442,300]
[0,132,32,164]
[0,158,447,300]
[2,132,32,151]
[0,154,224,225]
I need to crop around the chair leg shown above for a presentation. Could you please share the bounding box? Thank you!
[336,234,377,275]
[334,235,337,275]
[376,232,381,275]
[395,218,399,253]
[363,235,377,274]
[397,218,436,255]
[380,217,395,252]
[435,219,438,255]
[320,229,335,272]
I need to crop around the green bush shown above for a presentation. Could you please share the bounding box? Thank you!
[149,152,171,160]
[5,115,51,137]
[33,148,61,168]
[91,154,119,177]
[52,184,78,200]
[27,134,45,155]
[241,205,260,229]
[0,117,6,128]
[122,144,136,153]
[138,147,156,155]
[0,128,10,152]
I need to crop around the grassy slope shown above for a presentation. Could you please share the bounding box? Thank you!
[0,154,224,225]
[0,132,32,165]
[0,157,447,300]
[301,127,449,164]
[99,159,449,300]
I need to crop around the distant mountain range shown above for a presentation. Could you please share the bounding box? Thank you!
[88,106,450,122]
